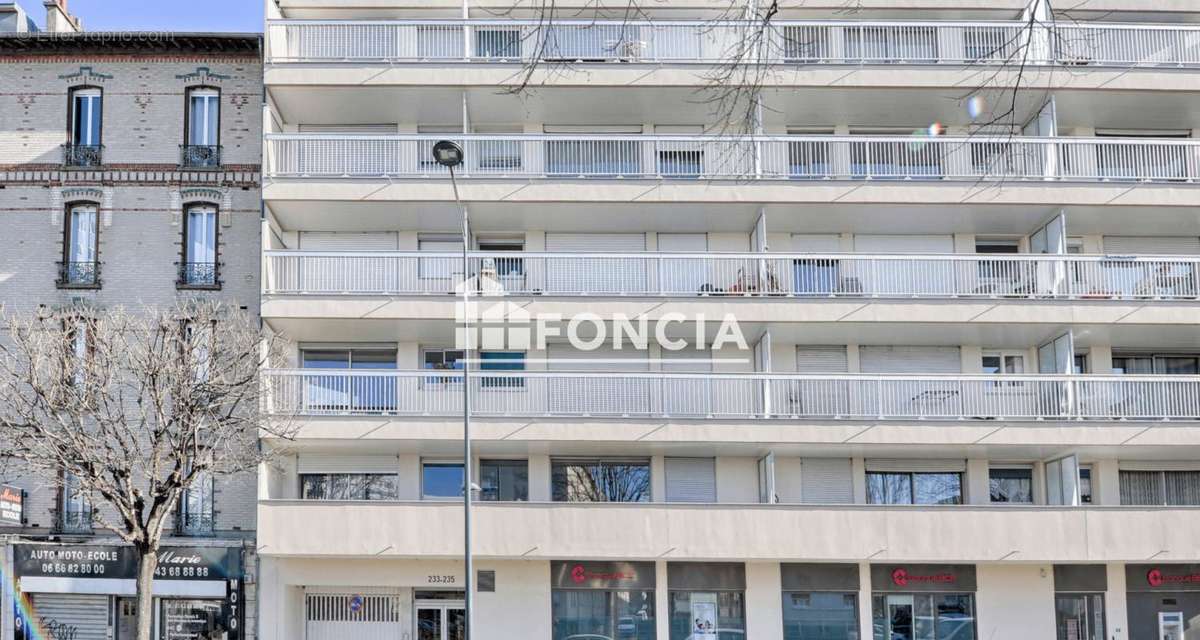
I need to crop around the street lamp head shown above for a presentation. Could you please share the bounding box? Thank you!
[432,140,465,168]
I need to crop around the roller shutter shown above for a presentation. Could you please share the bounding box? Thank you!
[661,348,714,372]
[297,124,398,133]
[665,457,717,503]
[796,346,849,373]
[860,346,961,374]
[853,234,954,254]
[546,344,650,371]
[30,594,109,640]
[297,455,398,474]
[791,234,841,253]
[544,234,647,294]
[1102,236,1200,255]
[545,233,646,252]
[299,232,399,251]
[801,458,854,504]
[866,459,967,473]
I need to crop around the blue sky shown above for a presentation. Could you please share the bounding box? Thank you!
[30,0,262,33]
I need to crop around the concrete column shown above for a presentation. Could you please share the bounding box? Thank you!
[528,454,551,501]
[953,233,976,253]
[398,454,421,500]
[851,457,867,504]
[846,345,861,373]
[656,561,671,640]
[960,345,983,373]
[1094,458,1122,506]
[1090,346,1114,374]
[398,230,419,250]
[838,232,855,251]
[1032,461,1047,504]
[1106,562,1130,640]
[651,455,667,502]
[746,562,784,640]
[966,458,991,505]
[857,561,873,640]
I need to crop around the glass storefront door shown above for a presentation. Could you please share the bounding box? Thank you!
[872,594,976,640]
[1055,594,1105,640]
[416,596,466,640]
[884,595,914,640]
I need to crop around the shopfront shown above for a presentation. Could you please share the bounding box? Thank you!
[551,561,656,640]
[781,564,860,640]
[870,564,976,640]
[667,562,745,640]
[1126,564,1200,640]
[12,543,244,640]
[1053,565,1106,640]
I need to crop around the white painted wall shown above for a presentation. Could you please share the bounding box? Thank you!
[976,564,1056,640]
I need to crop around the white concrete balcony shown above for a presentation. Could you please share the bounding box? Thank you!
[266,19,1200,68]
[262,371,1200,421]
[264,134,1200,183]
[256,500,1200,562]
[263,251,1200,300]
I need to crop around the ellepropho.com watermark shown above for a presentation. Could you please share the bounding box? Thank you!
[454,297,752,366]
[11,31,178,44]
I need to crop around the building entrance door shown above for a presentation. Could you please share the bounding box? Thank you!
[416,595,465,640]
[1159,611,1184,640]
[885,595,914,640]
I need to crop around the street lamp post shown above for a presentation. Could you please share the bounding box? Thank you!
[432,140,473,639]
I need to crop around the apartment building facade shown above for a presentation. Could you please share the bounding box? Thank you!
[0,3,263,639]
[260,1,1200,639]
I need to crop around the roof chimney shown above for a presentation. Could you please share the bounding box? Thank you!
[43,0,80,33]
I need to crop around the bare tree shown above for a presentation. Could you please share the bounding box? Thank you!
[0,301,291,640]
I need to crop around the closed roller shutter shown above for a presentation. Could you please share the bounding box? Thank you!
[796,346,849,373]
[866,459,967,473]
[1119,461,1200,472]
[1102,236,1200,255]
[297,455,398,474]
[299,232,399,251]
[860,346,961,374]
[853,234,954,254]
[543,125,643,134]
[298,124,398,133]
[547,344,650,371]
[545,234,647,295]
[791,234,841,253]
[31,594,109,640]
[657,233,707,252]
[665,457,717,502]
[662,348,714,372]
[801,458,853,504]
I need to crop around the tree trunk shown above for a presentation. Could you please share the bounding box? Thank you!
[135,545,160,640]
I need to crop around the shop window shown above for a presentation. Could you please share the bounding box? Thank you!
[669,591,746,640]
[479,459,528,502]
[551,589,655,640]
[783,592,858,640]
[161,599,226,640]
[552,458,650,502]
[867,472,962,505]
[872,593,976,640]
[301,473,399,501]
[422,461,464,500]
[1055,593,1105,640]
[989,467,1034,504]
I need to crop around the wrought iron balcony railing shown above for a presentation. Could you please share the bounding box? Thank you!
[62,144,103,167]
[56,261,101,288]
[265,134,1200,183]
[176,511,216,536]
[263,251,1200,300]
[54,508,93,534]
[180,144,223,168]
[177,262,220,288]
[262,370,1200,422]
[267,19,1200,68]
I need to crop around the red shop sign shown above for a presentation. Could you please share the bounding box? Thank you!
[572,564,638,584]
[1147,568,1200,588]
[892,568,956,588]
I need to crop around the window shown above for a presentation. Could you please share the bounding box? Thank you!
[982,350,1026,388]
[552,589,655,640]
[989,467,1033,503]
[160,600,224,640]
[669,591,746,640]
[423,347,465,385]
[1113,354,1200,375]
[67,87,102,165]
[1074,354,1089,374]
[300,473,399,501]
[479,459,528,502]
[782,592,857,640]
[477,238,525,279]
[867,472,962,505]
[179,472,214,535]
[418,234,462,280]
[872,594,976,640]
[479,351,525,388]
[184,88,220,167]
[1055,593,1105,640]
[59,472,92,533]
[782,25,831,62]
[301,348,397,413]
[1120,470,1200,506]
[552,458,651,502]
[66,316,95,387]
[60,203,99,287]
[475,27,520,59]
[181,205,219,287]
[422,462,464,500]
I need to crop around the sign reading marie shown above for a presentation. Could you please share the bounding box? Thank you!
[0,484,23,526]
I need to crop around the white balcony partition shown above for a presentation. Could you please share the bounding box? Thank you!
[265,134,1200,183]
[262,370,1200,421]
[267,20,1200,68]
[263,251,1200,300]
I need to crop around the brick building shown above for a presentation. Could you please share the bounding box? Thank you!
[0,3,262,639]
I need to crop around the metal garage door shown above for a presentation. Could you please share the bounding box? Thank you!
[306,591,404,640]
[544,233,646,294]
[30,594,109,640]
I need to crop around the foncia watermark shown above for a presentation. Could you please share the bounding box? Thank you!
[454,278,749,364]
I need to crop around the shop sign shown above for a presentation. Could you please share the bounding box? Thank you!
[871,564,977,592]
[551,561,656,590]
[891,568,956,587]
[0,484,23,526]
[14,544,240,581]
[1127,565,1200,592]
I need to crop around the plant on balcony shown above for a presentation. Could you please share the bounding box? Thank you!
[0,301,295,640]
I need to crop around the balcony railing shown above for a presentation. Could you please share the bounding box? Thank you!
[176,512,215,536]
[56,261,101,288]
[177,262,220,288]
[265,134,1200,182]
[62,144,103,167]
[267,20,1200,68]
[263,251,1200,300]
[263,370,1200,421]
[54,508,93,534]
[180,144,222,168]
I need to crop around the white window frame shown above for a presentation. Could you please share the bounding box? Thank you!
[187,88,220,147]
[71,87,102,146]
